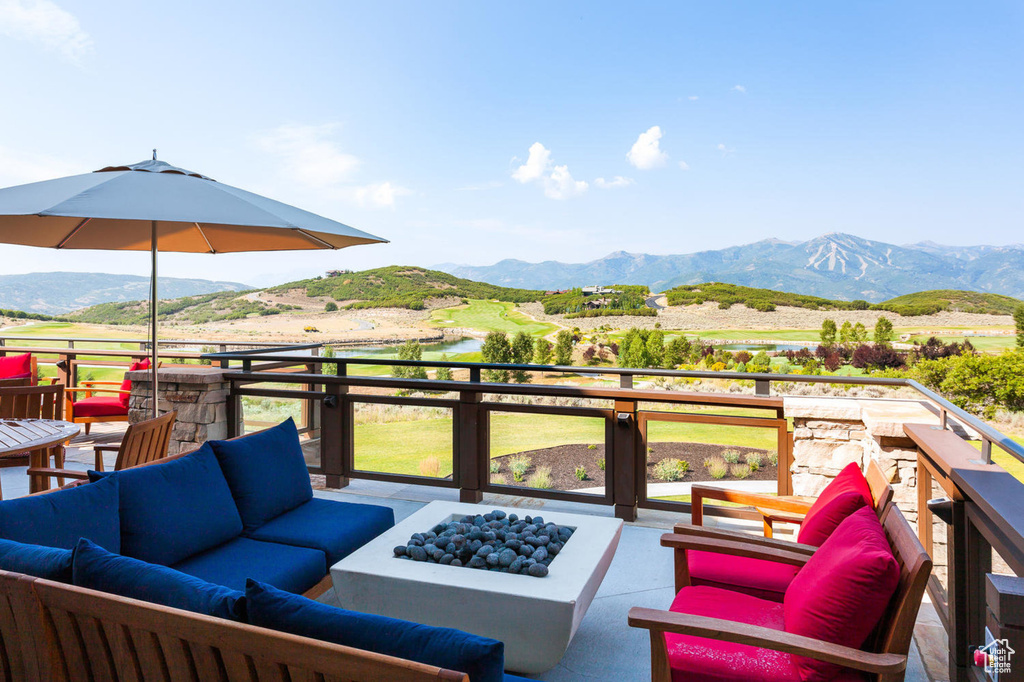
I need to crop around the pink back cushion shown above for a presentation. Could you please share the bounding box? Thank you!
[797,462,873,546]
[0,353,32,380]
[784,506,900,681]
[120,359,151,408]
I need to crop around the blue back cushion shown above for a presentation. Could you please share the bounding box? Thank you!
[245,580,504,682]
[0,475,120,553]
[73,539,245,621]
[0,538,73,582]
[211,419,313,530]
[114,443,242,566]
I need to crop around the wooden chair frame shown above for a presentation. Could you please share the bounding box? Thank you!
[0,384,68,498]
[27,411,177,487]
[629,506,932,682]
[64,361,161,434]
[0,355,38,387]
[0,569,469,682]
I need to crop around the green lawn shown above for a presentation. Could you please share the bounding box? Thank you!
[429,300,557,337]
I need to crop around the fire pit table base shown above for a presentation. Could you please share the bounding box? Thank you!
[330,501,623,674]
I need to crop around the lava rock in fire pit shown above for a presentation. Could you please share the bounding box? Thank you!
[394,510,575,578]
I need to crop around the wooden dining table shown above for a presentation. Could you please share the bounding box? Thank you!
[0,418,81,493]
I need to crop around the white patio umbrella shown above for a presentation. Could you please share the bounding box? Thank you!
[0,152,387,416]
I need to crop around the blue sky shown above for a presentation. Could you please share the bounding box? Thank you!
[0,1,1021,285]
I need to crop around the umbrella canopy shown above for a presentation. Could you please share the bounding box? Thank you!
[0,155,387,417]
[0,158,386,252]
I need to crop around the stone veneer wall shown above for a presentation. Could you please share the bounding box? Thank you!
[786,396,953,584]
[127,366,229,456]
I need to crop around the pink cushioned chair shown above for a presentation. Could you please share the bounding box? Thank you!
[64,358,152,434]
[680,462,894,602]
[629,506,931,682]
[0,353,37,386]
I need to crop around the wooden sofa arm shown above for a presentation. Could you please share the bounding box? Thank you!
[671,524,819,556]
[64,387,129,396]
[628,608,906,676]
[661,533,811,567]
[25,467,89,480]
[690,484,815,528]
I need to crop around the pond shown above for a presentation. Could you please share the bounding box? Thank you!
[329,336,483,359]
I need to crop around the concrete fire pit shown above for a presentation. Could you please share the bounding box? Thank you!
[330,501,623,674]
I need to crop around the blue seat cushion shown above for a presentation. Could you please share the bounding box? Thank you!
[112,443,243,566]
[0,474,119,553]
[210,418,313,531]
[245,580,505,682]
[244,498,395,565]
[503,676,533,682]
[0,538,73,582]
[172,537,326,595]
[72,539,245,621]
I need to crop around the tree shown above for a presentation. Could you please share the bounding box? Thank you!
[874,316,894,347]
[1016,304,1024,348]
[481,331,511,382]
[820,319,837,347]
[435,354,453,381]
[663,337,691,368]
[533,338,553,365]
[621,334,649,369]
[324,301,338,312]
[646,330,665,367]
[852,322,868,344]
[510,331,534,383]
[393,340,427,380]
[749,350,771,372]
[554,330,574,366]
[839,321,854,346]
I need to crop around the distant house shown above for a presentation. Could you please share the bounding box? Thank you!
[544,289,569,296]
[326,269,352,278]
[581,285,621,297]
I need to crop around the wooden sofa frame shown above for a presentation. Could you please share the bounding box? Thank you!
[0,568,468,682]
[628,505,932,682]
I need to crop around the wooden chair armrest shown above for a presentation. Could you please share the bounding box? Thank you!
[627,608,906,676]
[93,444,121,453]
[25,467,90,480]
[64,387,130,396]
[661,533,811,567]
[78,381,123,386]
[690,484,814,528]
[670,525,819,556]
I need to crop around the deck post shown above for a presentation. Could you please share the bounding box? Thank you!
[458,389,484,503]
[323,381,348,489]
[613,399,638,522]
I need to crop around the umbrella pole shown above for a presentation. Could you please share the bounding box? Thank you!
[150,220,159,419]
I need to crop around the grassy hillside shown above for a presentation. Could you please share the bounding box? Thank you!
[65,290,288,325]
[269,266,543,310]
[665,282,1020,316]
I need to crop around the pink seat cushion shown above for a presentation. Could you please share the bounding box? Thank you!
[688,551,797,602]
[73,396,128,418]
[797,462,873,546]
[119,359,150,408]
[784,507,900,681]
[0,353,32,380]
[665,586,869,682]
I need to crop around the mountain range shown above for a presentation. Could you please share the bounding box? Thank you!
[436,233,1024,302]
[0,272,252,315]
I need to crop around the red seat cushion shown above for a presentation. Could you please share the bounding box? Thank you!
[688,551,797,602]
[666,586,869,682]
[784,507,900,681]
[120,359,150,408]
[0,353,32,380]
[797,462,873,546]
[73,396,128,418]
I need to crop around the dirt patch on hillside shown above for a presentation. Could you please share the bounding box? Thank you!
[490,441,776,491]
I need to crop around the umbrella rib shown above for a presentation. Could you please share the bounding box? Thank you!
[55,217,92,248]
[293,228,337,249]
[193,223,217,253]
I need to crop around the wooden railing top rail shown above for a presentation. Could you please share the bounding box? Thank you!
[0,335,313,348]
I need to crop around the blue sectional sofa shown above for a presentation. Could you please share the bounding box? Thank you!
[0,418,533,681]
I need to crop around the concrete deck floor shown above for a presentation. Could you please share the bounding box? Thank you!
[1,423,948,682]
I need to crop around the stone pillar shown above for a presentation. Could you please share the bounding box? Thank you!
[127,366,229,455]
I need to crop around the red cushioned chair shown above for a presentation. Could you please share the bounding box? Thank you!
[0,353,38,387]
[678,461,895,602]
[629,506,931,682]
[64,359,152,434]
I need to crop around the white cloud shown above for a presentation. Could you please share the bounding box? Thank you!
[732,84,746,93]
[511,142,552,184]
[678,161,690,171]
[352,181,411,208]
[688,95,699,101]
[255,123,360,189]
[595,176,634,189]
[510,142,587,200]
[545,165,588,199]
[0,0,92,62]
[627,126,668,170]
